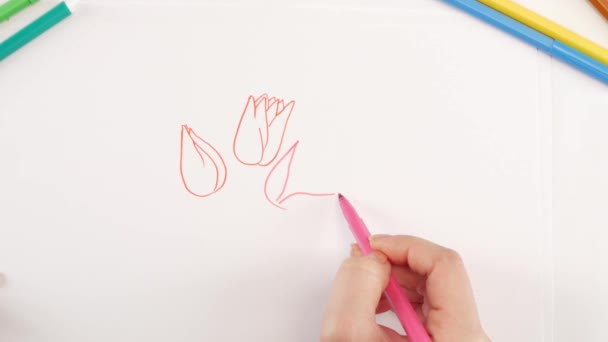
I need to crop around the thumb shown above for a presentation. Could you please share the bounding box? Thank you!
[323,252,391,323]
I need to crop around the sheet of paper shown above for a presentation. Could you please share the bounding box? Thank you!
[552,54,608,342]
[511,1,608,341]
[0,1,552,341]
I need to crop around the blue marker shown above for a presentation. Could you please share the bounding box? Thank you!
[442,0,608,85]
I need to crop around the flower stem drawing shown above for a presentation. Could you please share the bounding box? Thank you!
[264,141,334,210]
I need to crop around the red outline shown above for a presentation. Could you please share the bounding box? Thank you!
[180,125,228,198]
[264,141,334,210]
[180,95,332,210]
[233,94,295,168]
[259,99,295,167]
[233,95,266,166]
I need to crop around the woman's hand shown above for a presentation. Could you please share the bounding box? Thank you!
[320,235,490,342]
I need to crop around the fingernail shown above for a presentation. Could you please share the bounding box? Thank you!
[369,251,388,264]
[350,244,362,256]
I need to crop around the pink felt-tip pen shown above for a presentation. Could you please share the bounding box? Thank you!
[338,194,432,342]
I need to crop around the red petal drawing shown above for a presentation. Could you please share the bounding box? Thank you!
[180,125,228,197]
[233,94,295,167]
[233,95,268,165]
[264,141,334,210]
[259,98,295,166]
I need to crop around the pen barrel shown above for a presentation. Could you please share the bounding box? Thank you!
[0,2,71,61]
[0,0,39,22]
[386,276,432,342]
[590,0,608,20]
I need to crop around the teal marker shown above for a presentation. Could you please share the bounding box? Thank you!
[0,0,40,23]
[0,1,78,62]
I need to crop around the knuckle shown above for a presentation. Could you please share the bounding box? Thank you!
[439,248,463,266]
[340,257,383,278]
[340,256,359,268]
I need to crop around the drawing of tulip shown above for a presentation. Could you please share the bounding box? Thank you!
[264,141,334,209]
[180,125,228,197]
[178,95,330,210]
[233,94,295,167]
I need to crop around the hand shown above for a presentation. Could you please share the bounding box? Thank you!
[320,235,490,342]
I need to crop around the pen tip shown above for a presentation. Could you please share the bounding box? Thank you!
[338,193,344,199]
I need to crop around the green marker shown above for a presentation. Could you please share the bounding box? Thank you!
[0,1,78,62]
[0,0,39,23]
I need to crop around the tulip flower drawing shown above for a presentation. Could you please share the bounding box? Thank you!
[233,94,295,167]
[264,141,334,210]
[179,94,331,210]
[179,125,227,197]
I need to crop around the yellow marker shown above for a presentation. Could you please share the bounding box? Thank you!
[478,0,608,66]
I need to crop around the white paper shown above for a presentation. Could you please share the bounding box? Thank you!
[0,2,552,341]
[552,57,608,342]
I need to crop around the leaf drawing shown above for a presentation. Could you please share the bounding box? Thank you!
[264,141,334,210]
